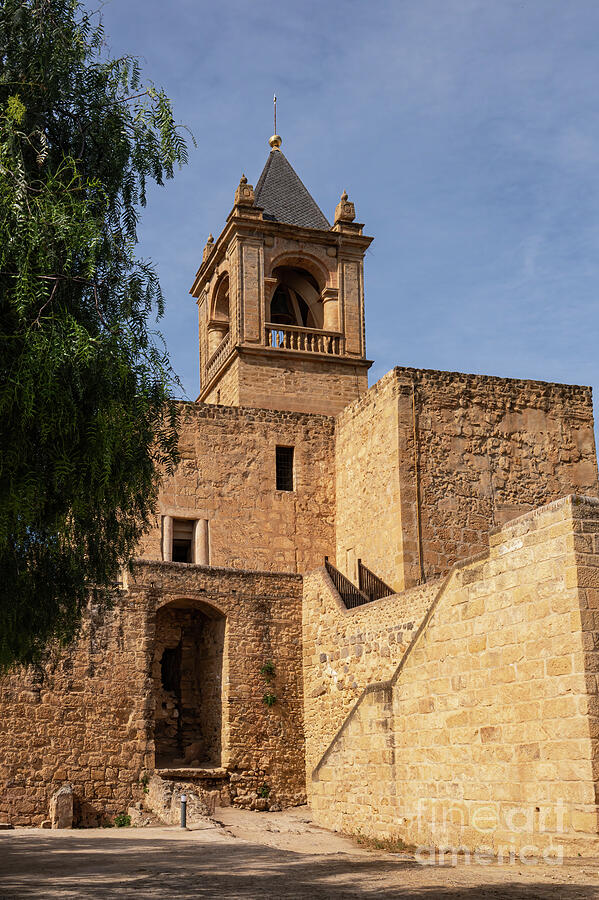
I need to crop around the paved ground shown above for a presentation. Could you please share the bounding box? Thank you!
[1,807,599,898]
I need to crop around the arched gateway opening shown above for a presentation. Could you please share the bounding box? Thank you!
[152,599,226,768]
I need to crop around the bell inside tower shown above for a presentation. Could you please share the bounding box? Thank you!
[269,266,322,329]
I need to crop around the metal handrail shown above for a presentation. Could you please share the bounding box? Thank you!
[358,559,394,602]
[324,557,371,610]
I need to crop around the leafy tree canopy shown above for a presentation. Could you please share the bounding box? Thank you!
[0,0,190,670]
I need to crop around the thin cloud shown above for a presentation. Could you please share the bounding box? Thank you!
[93,0,599,419]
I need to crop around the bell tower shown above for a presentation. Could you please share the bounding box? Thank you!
[190,134,373,416]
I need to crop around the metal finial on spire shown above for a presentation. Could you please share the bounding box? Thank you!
[269,94,282,150]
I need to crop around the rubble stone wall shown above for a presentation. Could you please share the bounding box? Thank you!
[398,368,598,582]
[336,368,598,591]
[0,563,305,826]
[302,569,437,775]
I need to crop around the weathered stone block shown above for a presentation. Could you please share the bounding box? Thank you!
[49,784,72,829]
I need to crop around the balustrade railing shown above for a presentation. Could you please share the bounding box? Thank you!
[206,333,232,381]
[265,323,342,356]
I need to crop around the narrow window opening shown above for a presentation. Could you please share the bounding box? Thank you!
[160,643,181,694]
[172,518,194,563]
[276,446,294,491]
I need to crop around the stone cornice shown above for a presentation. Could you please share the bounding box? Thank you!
[235,344,373,370]
[197,343,372,402]
[190,213,373,297]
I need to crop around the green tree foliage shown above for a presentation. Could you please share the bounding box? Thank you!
[0,0,190,670]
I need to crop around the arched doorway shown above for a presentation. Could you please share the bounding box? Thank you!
[152,599,226,768]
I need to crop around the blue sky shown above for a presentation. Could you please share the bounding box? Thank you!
[98,0,599,408]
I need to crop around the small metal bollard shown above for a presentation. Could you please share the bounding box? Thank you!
[180,794,187,829]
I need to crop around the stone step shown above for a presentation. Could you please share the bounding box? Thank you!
[155,766,228,781]
[144,774,224,824]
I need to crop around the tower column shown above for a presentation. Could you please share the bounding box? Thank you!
[194,519,210,566]
[162,515,173,562]
[238,238,265,344]
[208,322,229,357]
[321,287,339,332]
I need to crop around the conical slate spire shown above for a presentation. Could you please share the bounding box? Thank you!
[254,147,330,231]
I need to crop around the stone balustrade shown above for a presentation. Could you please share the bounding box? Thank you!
[265,323,342,356]
[206,333,232,381]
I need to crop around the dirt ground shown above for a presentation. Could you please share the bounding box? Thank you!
[1,806,599,899]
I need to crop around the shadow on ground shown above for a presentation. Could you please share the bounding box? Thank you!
[1,832,598,899]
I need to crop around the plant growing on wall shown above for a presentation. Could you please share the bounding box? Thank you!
[260,659,277,707]
[114,812,131,828]
[260,660,275,681]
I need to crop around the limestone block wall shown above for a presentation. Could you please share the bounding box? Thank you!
[0,563,305,826]
[139,401,336,574]
[201,356,240,406]
[335,373,405,590]
[310,496,599,854]
[233,351,369,417]
[302,569,437,774]
[336,367,598,591]
[312,682,395,838]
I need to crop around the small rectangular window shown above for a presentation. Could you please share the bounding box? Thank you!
[276,446,294,492]
[172,518,194,563]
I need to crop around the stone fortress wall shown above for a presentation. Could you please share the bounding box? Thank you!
[335,367,598,592]
[138,401,336,574]
[141,366,598,588]
[307,496,599,854]
[1,364,598,828]
[1,363,598,830]
[3,131,599,845]
[0,564,305,826]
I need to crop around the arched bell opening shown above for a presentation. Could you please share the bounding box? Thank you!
[152,598,226,769]
[269,266,323,330]
[207,274,230,358]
